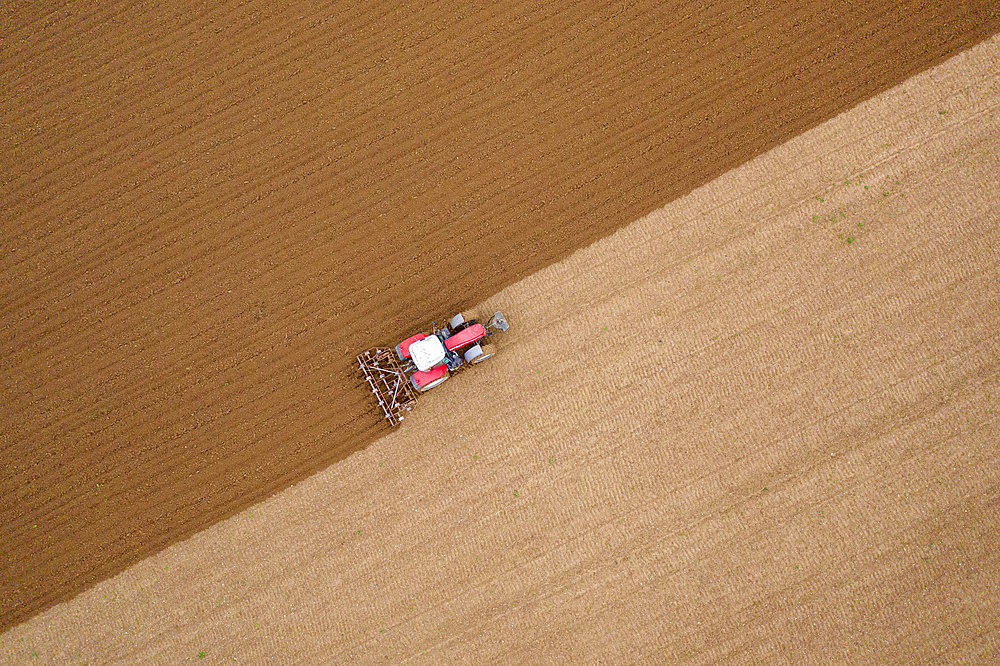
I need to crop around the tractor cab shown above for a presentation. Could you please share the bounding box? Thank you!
[408,335,447,372]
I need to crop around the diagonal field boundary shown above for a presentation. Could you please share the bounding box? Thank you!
[2,33,999,666]
[4,2,1000,630]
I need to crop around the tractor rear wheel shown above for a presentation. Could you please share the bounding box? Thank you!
[417,374,449,392]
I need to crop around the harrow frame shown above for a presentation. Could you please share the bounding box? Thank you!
[357,347,418,426]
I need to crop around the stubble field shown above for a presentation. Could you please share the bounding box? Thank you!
[3,0,1000,646]
[2,30,999,663]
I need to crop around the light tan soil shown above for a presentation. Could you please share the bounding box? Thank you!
[3,35,999,665]
[3,1,1000,629]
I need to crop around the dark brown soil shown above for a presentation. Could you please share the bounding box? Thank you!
[2,0,997,630]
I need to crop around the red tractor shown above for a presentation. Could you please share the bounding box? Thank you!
[358,311,509,426]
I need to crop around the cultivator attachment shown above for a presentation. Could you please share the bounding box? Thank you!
[358,347,418,426]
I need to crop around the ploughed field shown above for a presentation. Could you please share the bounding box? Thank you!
[1,35,998,661]
[2,0,998,630]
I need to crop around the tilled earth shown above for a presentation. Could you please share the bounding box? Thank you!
[2,0,998,630]
[2,35,998,661]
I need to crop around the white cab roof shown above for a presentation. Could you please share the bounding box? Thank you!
[410,335,446,372]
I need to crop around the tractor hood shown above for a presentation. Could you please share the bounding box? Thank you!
[409,335,447,372]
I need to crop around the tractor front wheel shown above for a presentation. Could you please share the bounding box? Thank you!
[471,343,495,364]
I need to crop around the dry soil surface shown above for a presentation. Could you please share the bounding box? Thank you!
[2,34,998,664]
[6,1,998,629]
